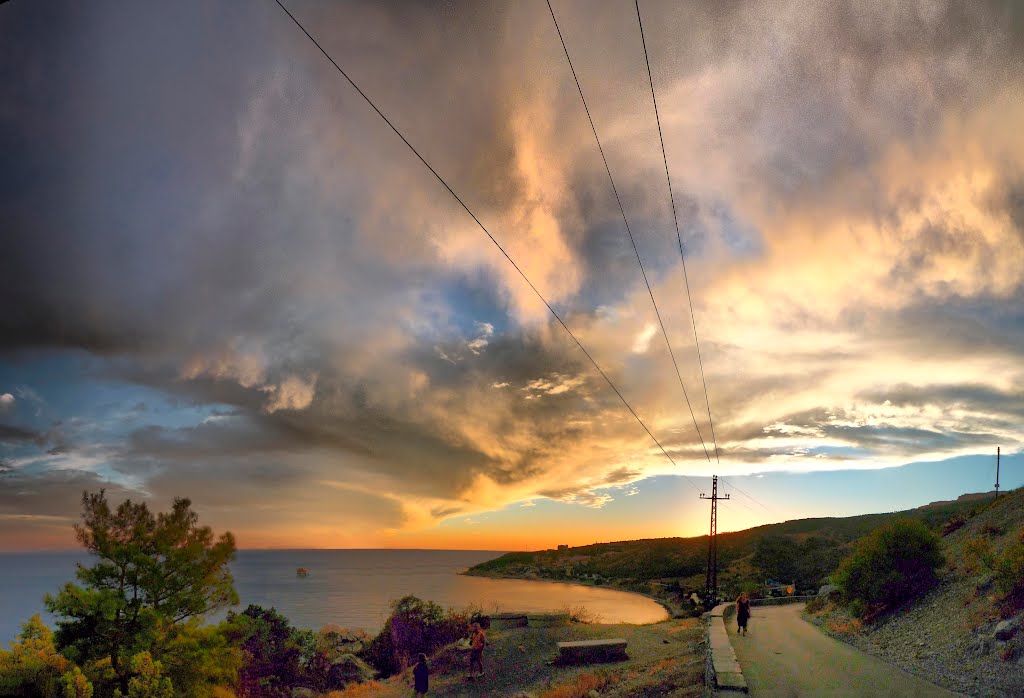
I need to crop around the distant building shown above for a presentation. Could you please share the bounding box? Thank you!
[557,544,569,552]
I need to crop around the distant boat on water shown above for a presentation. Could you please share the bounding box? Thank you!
[296,567,309,577]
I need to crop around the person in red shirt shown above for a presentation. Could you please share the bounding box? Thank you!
[467,622,486,678]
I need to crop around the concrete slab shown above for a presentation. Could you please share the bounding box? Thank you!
[716,671,749,692]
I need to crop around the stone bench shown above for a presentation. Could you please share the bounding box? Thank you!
[490,613,529,630]
[527,612,570,627]
[556,638,628,664]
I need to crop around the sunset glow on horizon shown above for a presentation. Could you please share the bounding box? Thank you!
[2,0,1023,552]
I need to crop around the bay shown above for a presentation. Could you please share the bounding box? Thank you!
[1,549,666,643]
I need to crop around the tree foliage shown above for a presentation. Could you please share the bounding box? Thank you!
[753,535,845,589]
[229,605,302,697]
[834,518,944,615]
[44,490,238,695]
[115,652,173,698]
[0,614,94,698]
[226,604,375,696]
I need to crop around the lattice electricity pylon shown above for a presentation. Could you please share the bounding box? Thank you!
[700,475,729,609]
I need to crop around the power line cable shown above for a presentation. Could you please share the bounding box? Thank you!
[634,4,778,515]
[272,0,704,491]
[720,477,774,513]
[635,0,720,466]
[721,494,757,516]
[547,0,711,463]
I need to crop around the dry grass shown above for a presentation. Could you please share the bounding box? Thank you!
[826,617,863,635]
[538,670,617,698]
[325,680,386,697]
[648,657,678,672]
[561,604,602,624]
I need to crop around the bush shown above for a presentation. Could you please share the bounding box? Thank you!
[804,595,831,614]
[227,605,302,696]
[964,535,996,574]
[360,596,470,678]
[847,598,866,620]
[563,605,599,624]
[834,519,944,616]
[993,533,1024,600]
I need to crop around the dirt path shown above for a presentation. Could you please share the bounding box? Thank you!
[727,603,962,697]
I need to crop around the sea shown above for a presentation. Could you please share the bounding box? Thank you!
[0,549,667,643]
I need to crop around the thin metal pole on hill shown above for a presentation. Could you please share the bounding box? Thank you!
[995,446,1001,499]
[700,475,729,609]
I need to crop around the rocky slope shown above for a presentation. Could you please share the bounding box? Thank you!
[806,487,1024,697]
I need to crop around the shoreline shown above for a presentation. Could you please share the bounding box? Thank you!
[461,569,683,621]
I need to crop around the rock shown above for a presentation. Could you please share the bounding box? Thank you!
[994,617,1020,641]
[327,653,378,689]
[818,584,838,597]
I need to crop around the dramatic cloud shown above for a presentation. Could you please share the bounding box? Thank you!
[1,0,1023,547]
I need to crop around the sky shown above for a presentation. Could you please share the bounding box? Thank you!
[2,0,1023,551]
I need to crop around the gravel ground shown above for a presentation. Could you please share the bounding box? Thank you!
[806,585,1020,697]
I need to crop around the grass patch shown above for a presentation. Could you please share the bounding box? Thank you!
[361,617,704,696]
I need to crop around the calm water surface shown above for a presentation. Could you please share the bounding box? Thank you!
[0,549,666,642]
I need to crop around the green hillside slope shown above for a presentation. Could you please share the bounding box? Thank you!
[466,491,1003,605]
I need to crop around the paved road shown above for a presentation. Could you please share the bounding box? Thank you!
[727,603,962,697]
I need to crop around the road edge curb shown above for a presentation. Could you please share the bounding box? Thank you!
[705,602,748,693]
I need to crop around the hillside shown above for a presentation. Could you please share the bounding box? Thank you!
[805,486,1024,697]
[466,492,1001,607]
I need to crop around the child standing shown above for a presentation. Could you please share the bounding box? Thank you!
[413,652,429,695]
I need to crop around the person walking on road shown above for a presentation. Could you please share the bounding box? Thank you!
[736,592,752,635]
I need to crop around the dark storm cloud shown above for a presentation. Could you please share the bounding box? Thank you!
[0,468,135,521]
[821,424,999,454]
[0,421,73,457]
[860,382,1024,417]
[0,423,43,445]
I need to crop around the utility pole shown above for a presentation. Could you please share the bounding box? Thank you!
[700,475,729,610]
[995,446,1001,499]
